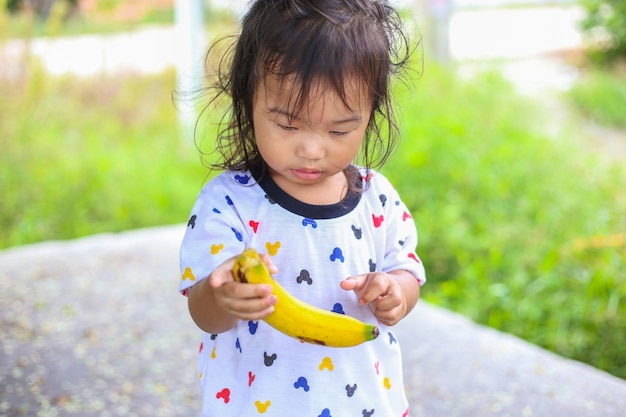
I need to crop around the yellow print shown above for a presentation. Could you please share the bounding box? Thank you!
[182,267,195,281]
[265,241,281,256]
[211,243,224,254]
[255,400,271,413]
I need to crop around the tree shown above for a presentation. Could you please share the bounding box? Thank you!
[580,0,626,63]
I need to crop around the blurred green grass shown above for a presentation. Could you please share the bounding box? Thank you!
[0,65,207,246]
[568,66,626,128]
[0,41,624,381]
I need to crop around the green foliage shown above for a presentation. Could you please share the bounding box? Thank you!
[141,6,174,25]
[0,67,206,247]
[580,0,626,62]
[95,0,124,13]
[385,62,626,379]
[567,67,626,128]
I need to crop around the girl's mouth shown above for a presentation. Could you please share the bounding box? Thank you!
[292,168,322,181]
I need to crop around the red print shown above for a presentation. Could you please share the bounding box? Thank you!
[249,220,260,233]
[372,214,384,228]
[362,172,375,182]
[402,211,413,221]
[248,371,256,386]
[216,388,231,403]
[408,253,421,263]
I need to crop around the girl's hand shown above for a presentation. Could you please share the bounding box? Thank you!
[208,253,278,321]
[340,270,418,326]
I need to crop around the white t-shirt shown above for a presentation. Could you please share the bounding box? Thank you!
[179,167,425,417]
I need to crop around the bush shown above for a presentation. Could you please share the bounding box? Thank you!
[568,67,626,128]
[580,0,626,63]
[386,63,626,379]
[0,66,206,247]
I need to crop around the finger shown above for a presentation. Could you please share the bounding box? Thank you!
[373,311,401,326]
[371,292,406,326]
[228,294,277,318]
[220,281,273,299]
[260,253,278,275]
[372,292,397,312]
[208,257,237,287]
[216,282,277,319]
[209,270,233,288]
[358,281,389,305]
[340,275,366,291]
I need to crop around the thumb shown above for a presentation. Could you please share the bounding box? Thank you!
[260,253,278,275]
[210,259,237,288]
[209,270,232,288]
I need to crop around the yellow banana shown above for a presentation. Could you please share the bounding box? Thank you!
[232,248,379,347]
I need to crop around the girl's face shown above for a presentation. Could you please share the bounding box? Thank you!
[252,75,371,205]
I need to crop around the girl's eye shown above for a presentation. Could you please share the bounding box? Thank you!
[279,124,297,131]
[330,131,349,137]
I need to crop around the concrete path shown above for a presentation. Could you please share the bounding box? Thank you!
[1,225,625,416]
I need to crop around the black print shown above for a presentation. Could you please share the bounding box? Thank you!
[264,351,277,366]
[187,215,196,228]
[369,259,376,272]
[297,270,313,285]
[345,384,357,397]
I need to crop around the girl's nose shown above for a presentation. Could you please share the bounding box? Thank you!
[295,133,325,160]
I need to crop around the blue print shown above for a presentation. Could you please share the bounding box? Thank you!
[248,321,258,335]
[302,218,318,228]
[294,376,310,392]
[234,174,251,184]
[232,228,243,241]
[330,247,345,263]
[332,303,345,314]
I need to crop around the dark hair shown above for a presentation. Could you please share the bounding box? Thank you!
[200,0,416,177]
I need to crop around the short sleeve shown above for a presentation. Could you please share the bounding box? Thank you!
[178,176,249,295]
[375,173,426,285]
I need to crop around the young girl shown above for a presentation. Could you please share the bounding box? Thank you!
[179,0,426,415]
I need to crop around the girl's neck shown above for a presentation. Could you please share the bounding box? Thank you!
[252,165,363,218]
